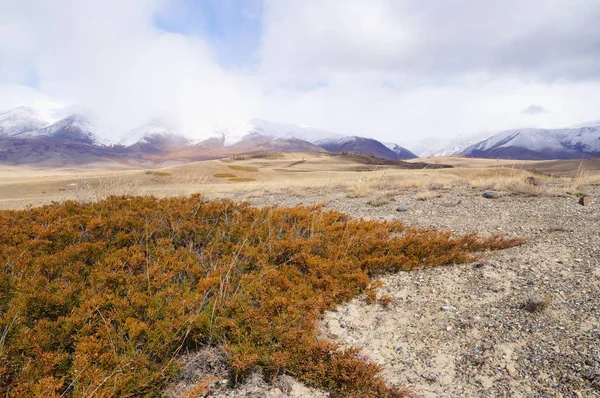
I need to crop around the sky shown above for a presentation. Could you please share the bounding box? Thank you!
[1,0,600,149]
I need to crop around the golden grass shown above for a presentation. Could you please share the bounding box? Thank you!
[229,177,257,182]
[1,153,599,210]
[145,170,172,177]
[416,190,442,201]
[214,173,238,178]
[228,165,259,172]
[366,196,391,207]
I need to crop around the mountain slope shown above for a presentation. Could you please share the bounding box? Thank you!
[459,126,600,160]
[123,120,190,153]
[383,142,420,159]
[317,136,417,160]
[18,113,112,146]
[0,106,53,137]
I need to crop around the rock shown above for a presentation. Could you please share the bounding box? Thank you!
[442,305,457,311]
[396,205,409,212]
[526,176,543,186]
[505,363,518,377]
[482,191,500,199]
[579,196,590,206]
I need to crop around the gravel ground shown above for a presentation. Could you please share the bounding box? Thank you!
[200,185,600,398]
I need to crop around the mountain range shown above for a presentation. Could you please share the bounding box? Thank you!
[456,126,600,160]
[0,106,417,165]
[1,105,599,165]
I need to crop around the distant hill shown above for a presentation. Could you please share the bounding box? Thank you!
[458,126,600,160]
[316,136,417,160]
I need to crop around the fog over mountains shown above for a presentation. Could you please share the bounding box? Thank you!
[0,105,417,164]
[1,104,598,165]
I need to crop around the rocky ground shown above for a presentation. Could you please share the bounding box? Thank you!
[191,184,600,397]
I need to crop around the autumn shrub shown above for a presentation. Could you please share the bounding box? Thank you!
[0,195,524,397]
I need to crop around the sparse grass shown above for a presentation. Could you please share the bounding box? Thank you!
[468,169,546,195]
[228,165,259,173]
[346,177,374,198]
[416,190,442,201]
[67,176,142,203]
[214,173,238,178]
[466,165,600,197]
[145,170,172,177]
[367,196,391,207]
[569,162,600,192]
[521,294,551,313]
[229,177,257,182]
[0,195,524,397]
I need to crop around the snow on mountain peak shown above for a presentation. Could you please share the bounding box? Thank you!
[26,112,113,146]
[0,105,56,136]
[121,117,186,146]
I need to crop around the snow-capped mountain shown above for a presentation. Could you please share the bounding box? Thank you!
[432,131,497,157]
[458,125,600,159]
[316,136,417,160]
[122,118,190,153]
[383,142,420,159]
[0,105,417,164]
[21,113,112,146]
[0,106,54,137]
[208,119,343,146]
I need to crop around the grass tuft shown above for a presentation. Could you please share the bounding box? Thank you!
[521,294,551,313]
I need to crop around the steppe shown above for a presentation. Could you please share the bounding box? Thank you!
[1,152,599,397]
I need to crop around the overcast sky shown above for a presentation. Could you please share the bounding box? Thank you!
[1,0,600,147]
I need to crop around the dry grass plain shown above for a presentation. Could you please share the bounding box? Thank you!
[2,152,600,210]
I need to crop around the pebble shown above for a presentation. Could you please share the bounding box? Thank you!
[483,191,500,199]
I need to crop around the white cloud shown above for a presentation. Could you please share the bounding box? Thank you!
[1,0,600,147]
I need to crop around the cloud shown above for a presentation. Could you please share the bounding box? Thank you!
[1,0,600,146]
[260,0,600,83]
[521,104,551,115]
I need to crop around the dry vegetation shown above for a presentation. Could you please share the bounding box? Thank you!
[214,173,238,179]
[228,165,259,173]
[2,153,600,211]
[0,194,524,397]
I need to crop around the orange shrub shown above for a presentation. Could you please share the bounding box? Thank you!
[0,195,523,397]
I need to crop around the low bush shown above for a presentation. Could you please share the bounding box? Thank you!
[0,195,524,397]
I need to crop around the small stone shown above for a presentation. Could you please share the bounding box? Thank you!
[442,305,457,311]
[579,196,590,206]
[396,205,409,212]
[505,363,518,377]
[483,191,500,199]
